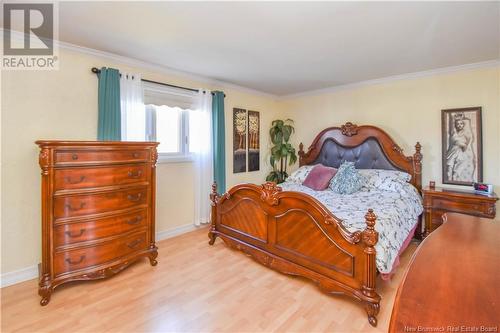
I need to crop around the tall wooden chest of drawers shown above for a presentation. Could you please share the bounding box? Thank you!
[36,141,159,305]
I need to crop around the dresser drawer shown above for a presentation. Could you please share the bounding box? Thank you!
[54,209,148,247]
[54,149,149,165]
[54,164,148,191]
[432,198,490,216]
[54,232,148,276]
[54,188,148,219]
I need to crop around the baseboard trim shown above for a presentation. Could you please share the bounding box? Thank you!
[156,223,198,241]
[0,265,38,288]
[1,223,198,288]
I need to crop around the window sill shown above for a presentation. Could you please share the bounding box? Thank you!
[157,154,193,164]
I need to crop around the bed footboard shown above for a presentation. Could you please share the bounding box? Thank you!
[208,182,381,327]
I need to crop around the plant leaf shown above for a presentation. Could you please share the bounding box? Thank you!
[271,145,281,156]
[268,118,298,175]
[281,145,288,156]
[282,126,291,143]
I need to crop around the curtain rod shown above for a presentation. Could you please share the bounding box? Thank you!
[91,67,225,97]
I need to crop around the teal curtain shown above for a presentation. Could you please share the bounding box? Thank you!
[212,91,226,193]
[97,67,121,141]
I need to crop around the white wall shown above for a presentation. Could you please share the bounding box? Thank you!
[1,46,281,277]
[281,66,500,203]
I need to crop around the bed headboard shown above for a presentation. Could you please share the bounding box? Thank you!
[298,122,422,191]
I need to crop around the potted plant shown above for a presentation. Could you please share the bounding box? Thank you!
[266,119,297,183]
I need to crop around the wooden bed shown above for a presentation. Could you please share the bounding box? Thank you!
[208,122,422,326]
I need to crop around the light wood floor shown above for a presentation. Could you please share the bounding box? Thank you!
[1,227,417,333]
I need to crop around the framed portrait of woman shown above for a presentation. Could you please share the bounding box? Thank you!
[441,107,482,186]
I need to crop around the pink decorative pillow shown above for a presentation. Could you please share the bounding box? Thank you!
[302,164,338,190]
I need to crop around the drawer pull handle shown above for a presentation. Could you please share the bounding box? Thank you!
[127,216,142,225]
[127,239,142,249]
[66,255,85,265]
[127,193,142,202]
[132,152,140,158]
[71,153,78,160]
[128,170,143,178]
[65,229,86,237]
[65,202,86,211]
[65,175,86,184]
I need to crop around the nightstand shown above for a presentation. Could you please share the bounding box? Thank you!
[422,186,498,236]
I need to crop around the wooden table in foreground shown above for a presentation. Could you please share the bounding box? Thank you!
[389,213,500,332]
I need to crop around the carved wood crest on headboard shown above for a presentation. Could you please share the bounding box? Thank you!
[298,122,422,191]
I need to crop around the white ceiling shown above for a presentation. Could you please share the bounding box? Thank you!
[57,1,499,96]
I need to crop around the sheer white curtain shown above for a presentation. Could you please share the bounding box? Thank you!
[190,90,213,226]
[120,73,145,141]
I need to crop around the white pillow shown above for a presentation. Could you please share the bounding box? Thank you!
[287,165,315,184]
[359,169,411,192]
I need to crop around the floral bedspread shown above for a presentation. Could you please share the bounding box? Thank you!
[279,181,423,273]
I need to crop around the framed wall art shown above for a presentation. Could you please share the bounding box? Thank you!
[248,110,260,172]
[441,107,482,186]
[233,108,247,173]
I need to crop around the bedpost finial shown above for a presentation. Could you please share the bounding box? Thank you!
[298,142,305,161]
[210,182,220,204]
[415,141,421,152]
[363,209,378,247]
[364,209,377,229]
[413,141,423,172]
[414,142,422,160]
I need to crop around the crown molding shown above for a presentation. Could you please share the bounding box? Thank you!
[281,59,500,100]
[4,29,498,100]
[57,40,279,100]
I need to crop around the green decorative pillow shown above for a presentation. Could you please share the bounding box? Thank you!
[329,161,364,194]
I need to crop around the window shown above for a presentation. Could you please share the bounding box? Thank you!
[123,82,198,162]
[145,104,191,161]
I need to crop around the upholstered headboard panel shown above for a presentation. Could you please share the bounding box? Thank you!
[298,123,423,191]
[311,138,401,171]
